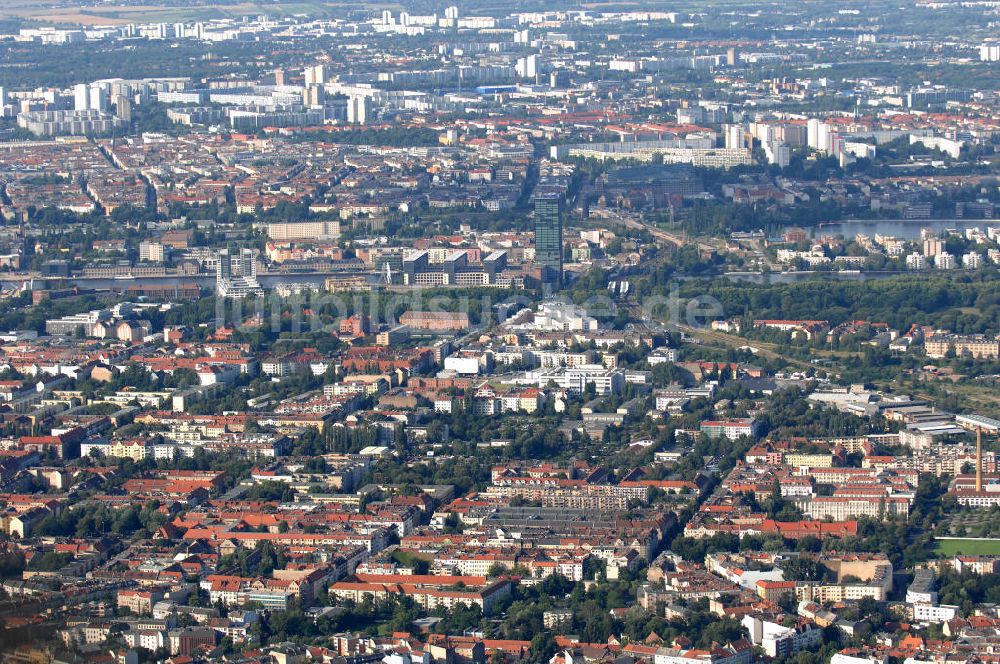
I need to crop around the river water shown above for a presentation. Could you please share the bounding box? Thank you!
[813,218,996,240]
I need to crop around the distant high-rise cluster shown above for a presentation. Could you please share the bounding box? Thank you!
[724,124,746,150]
[347,95,373,124]
[303,64,328,86]
[516,54,538,80]
[216,248,263,299]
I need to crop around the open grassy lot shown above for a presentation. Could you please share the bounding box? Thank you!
[934,538,1000,557]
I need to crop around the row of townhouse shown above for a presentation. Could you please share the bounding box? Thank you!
[432,549,588,581]
[329,575,512,614]
[487,479,651,510]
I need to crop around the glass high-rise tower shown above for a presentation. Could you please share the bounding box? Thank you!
[216,248,263,299]
[534,194,563,289]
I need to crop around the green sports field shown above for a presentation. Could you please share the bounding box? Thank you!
[934,539,1000,557]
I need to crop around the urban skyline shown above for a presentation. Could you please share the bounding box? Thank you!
[0,1,997,663]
